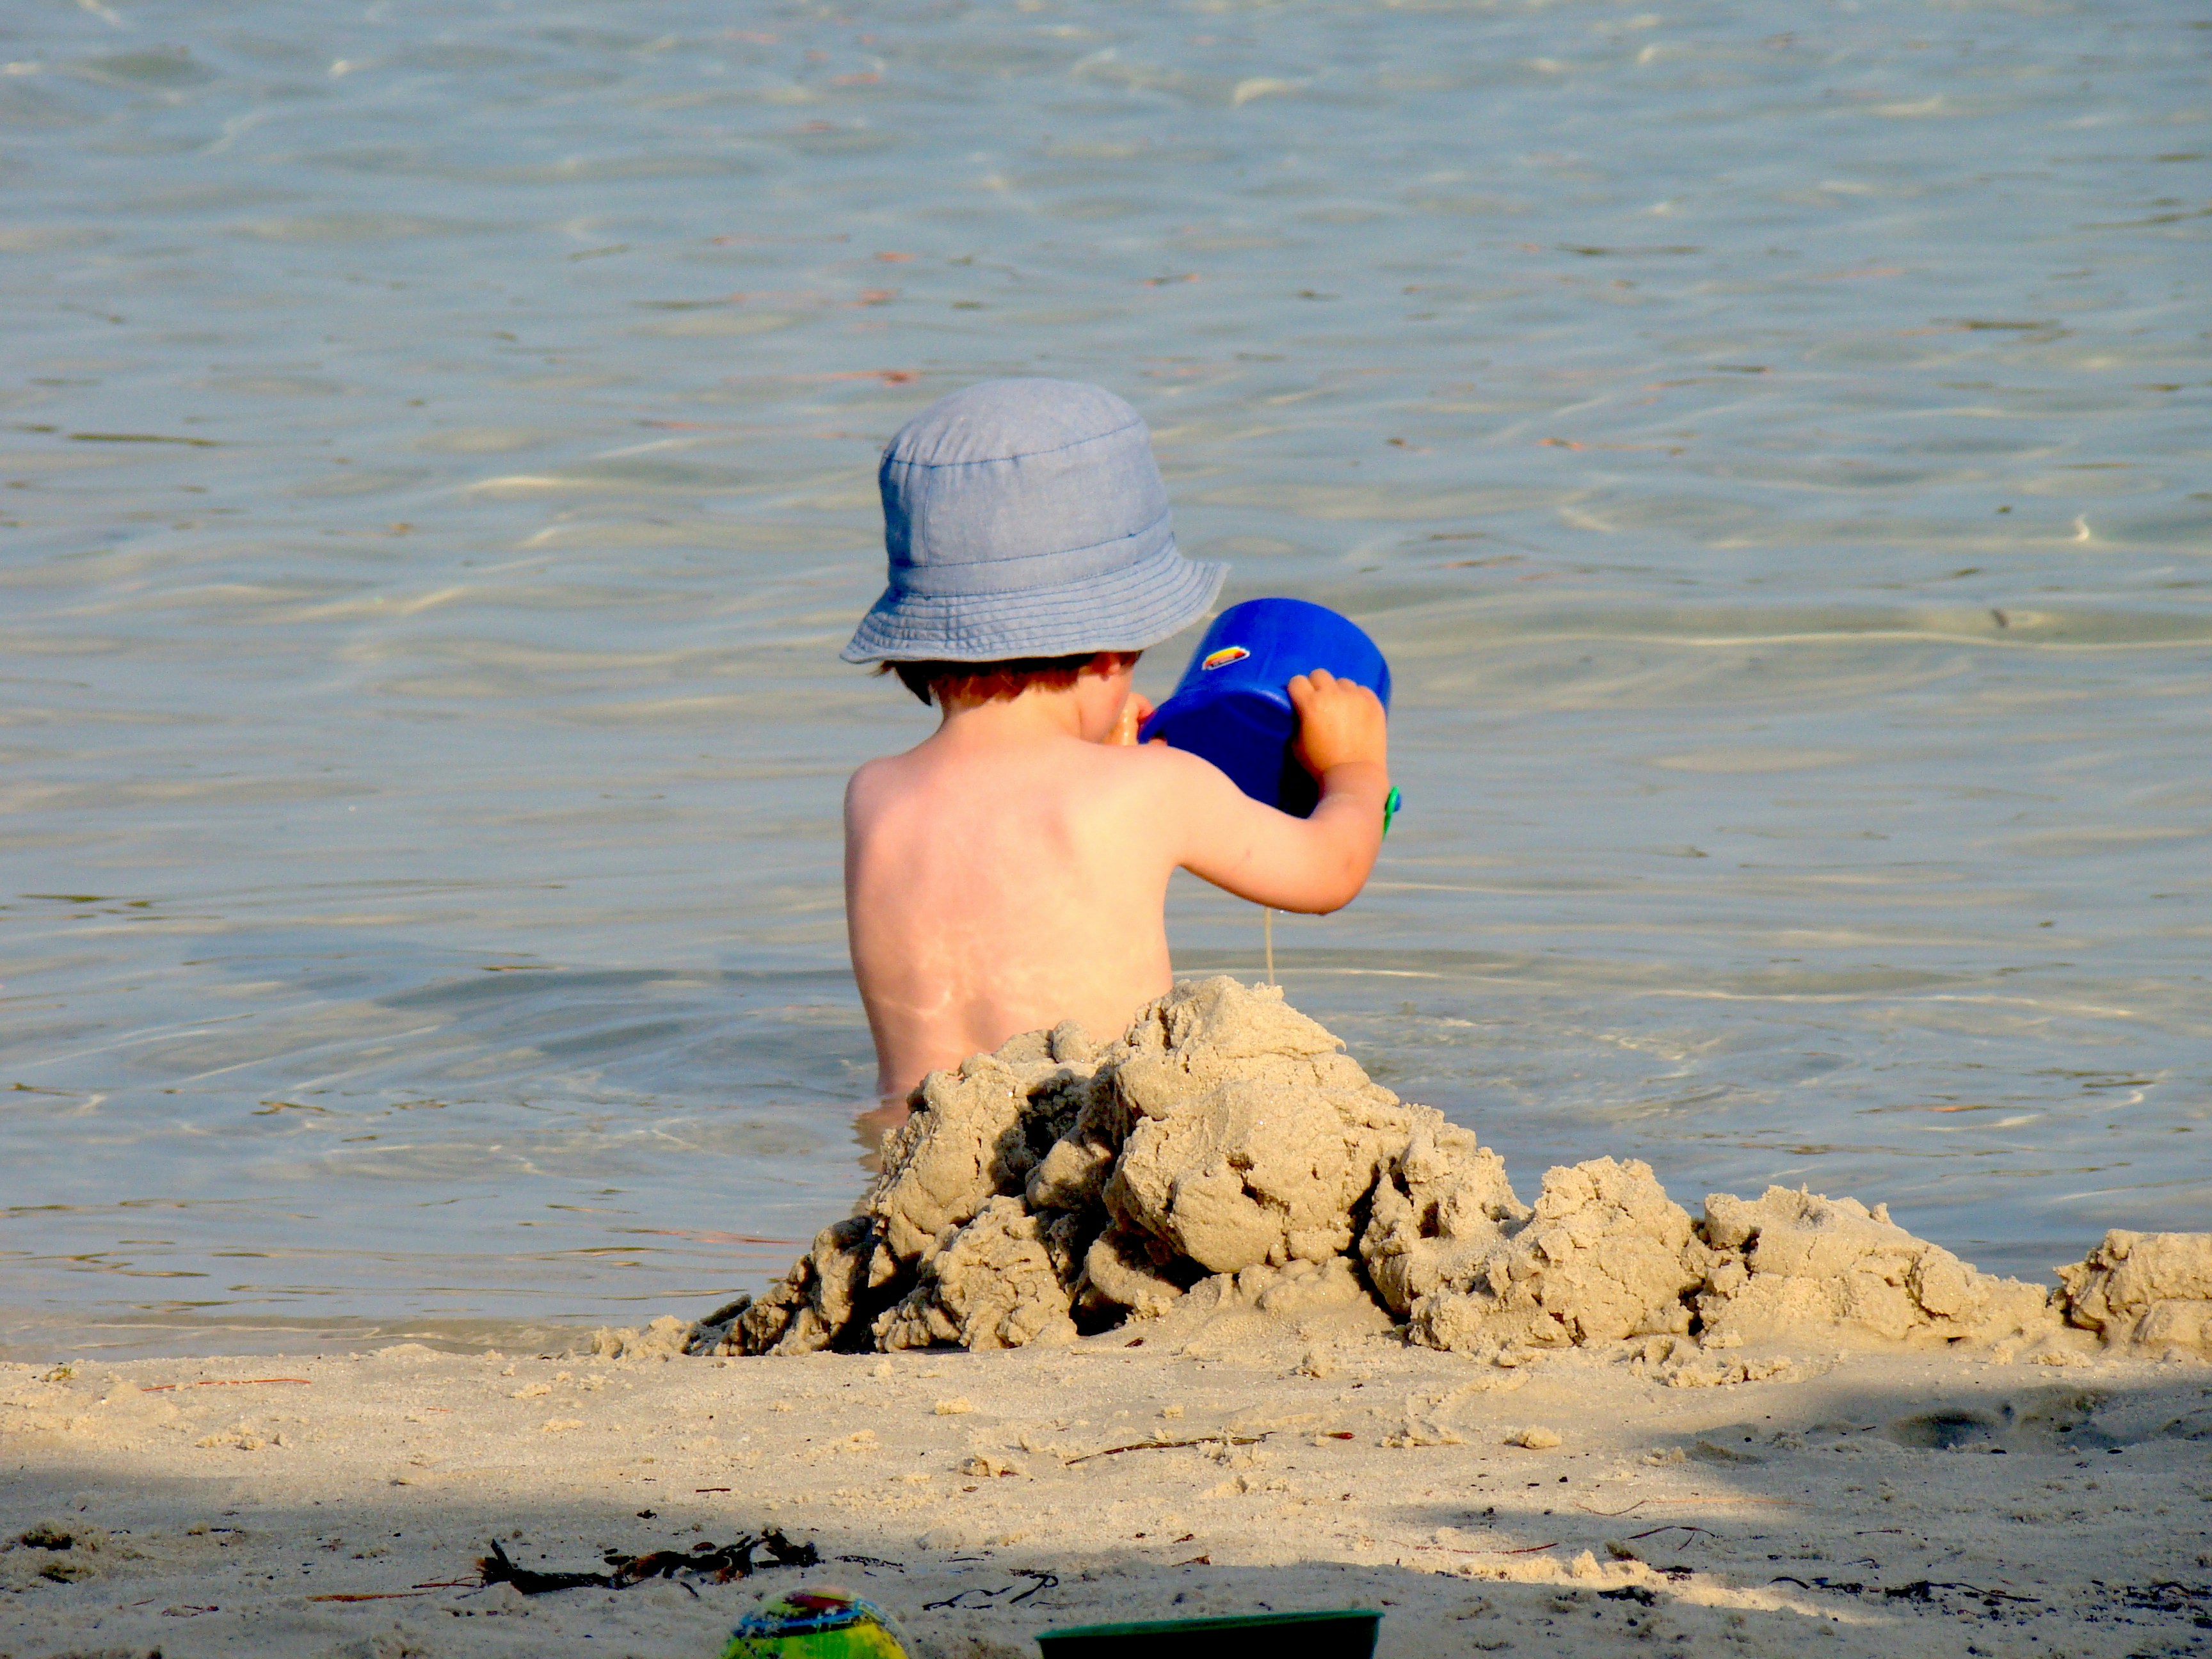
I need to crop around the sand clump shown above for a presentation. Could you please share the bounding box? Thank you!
[1098,982,1416,1274]
[586,1314,693,1361]
[689,977,2208,1368]
[712,1023,1104,1358]
[1694,1187,2054,1349]
[876,1198,1088,1352]
[1399,1157,1703,1356]
[2055,1229,2212,1357]
[2,1521,113,1592]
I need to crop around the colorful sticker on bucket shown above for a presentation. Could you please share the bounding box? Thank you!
[1201,646,1251,671]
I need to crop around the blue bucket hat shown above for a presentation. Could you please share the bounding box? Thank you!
[841,378,1227,664]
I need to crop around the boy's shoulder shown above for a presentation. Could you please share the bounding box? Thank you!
[1056,741,1247,837]
[847,731,1220,816]
[844,744,923,813]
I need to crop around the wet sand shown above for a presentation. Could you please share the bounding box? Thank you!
[6,1330,2208,1658]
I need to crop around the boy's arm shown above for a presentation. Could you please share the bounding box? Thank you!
[1162,669,1391,915]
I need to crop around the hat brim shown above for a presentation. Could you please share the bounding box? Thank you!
[841,543,1228,664]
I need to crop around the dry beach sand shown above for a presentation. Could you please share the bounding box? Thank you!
[6,1334,2211,1659]
[7,981,2209,1658]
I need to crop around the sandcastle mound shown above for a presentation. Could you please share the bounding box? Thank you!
[1402,1156,1703,1354]
[1695,1187,2054,1348]
[2055,1230,2212,1358]
[689,978,2209,1364]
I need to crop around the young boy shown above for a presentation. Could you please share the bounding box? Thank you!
[842,378,1391,1103]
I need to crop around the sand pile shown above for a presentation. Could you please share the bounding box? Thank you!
[689,978,2210,1365]
[2055,1228,2212,1358]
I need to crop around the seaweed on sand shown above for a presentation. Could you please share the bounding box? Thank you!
[478,1528,820,1596]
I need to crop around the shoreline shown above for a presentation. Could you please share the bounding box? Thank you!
[6,1329,2209,1658]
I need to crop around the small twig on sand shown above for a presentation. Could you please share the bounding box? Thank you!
[1884,1580,2039,1605]
[1064,1433,1267,1465]
[925,1571,1059,1612]
[141,1377,312,1393]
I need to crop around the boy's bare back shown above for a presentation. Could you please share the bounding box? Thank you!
[846,657,1388,1100]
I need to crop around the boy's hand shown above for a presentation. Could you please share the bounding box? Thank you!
[1289,668,1387,778]
[1169,667,1391,915]
[1107,692,1155,747]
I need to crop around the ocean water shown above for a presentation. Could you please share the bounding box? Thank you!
[2,0,2206,1358]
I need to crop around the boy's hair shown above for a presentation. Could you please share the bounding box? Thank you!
[881,651,1139,707]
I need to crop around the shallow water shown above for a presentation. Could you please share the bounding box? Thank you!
[2,0,2206,1357]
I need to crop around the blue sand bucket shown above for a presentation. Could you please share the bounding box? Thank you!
[1139,597,1393,820]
